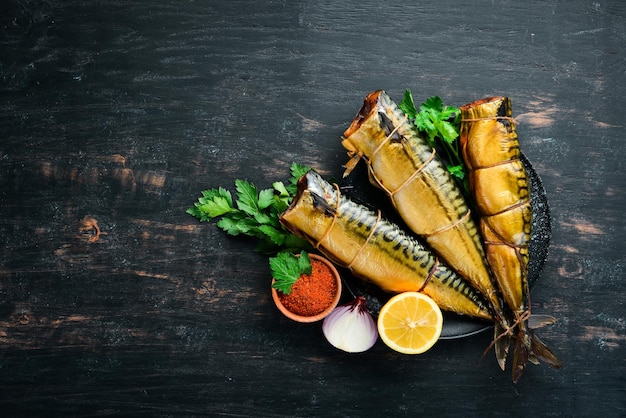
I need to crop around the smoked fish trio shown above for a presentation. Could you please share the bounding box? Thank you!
[281,90,560,382]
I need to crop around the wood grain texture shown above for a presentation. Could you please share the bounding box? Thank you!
[1,0,625,416]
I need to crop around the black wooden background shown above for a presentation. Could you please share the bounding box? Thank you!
[1,0,625,416]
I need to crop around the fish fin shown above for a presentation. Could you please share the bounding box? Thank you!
[530,332,562,370]
[494,323,510,371]
[365,164,385,192]
[310,193,338,217]
[511,325,562,383]
[511,329,529,384]
[528,314,557,329]
[342,152,361,178]
[527,352,540,365]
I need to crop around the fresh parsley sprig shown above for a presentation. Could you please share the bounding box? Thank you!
[187,162,313,255]
[270,251,312,294]
[187,163,316,294]
[399,90,469,197]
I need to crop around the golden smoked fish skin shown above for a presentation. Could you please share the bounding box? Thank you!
[279,170,493,321]
[341,90,504,321]
[460,96,530,315]
[460,96,561,382]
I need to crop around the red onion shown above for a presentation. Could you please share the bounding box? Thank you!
[322,296,378,353]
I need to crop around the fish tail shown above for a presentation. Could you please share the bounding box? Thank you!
[511,320,562,383]
[529,331,562,370]
[493,322,511,371]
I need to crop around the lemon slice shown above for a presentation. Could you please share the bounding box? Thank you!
[377,292,444,354]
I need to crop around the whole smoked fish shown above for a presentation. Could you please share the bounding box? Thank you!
[280,170,493,321]
[460,96,561,382]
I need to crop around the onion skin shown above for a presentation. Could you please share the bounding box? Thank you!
[322,297,378,353]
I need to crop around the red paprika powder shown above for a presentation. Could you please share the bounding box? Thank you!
[278,258,338,317]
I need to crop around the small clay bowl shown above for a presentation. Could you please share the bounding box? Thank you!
[271,253,342,323]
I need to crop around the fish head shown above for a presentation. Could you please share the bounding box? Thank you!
[342,90,416,178]
[279,170,338,243]
[341,90,388,163]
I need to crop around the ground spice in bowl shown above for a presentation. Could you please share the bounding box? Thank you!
[272,254,342,322]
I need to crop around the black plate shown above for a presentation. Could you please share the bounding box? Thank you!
[338,153,551,339]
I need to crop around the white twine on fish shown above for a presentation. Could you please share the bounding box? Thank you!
[368,113,408,162]
[482,308,532,361]
[366,113,439,199]
[461,116,518,124]
[388,148,436,198]
[422,208,473,238]
[315,183,383,274]
[345,209,382,271]
[481,197,532,218]
[314,183,342,252]
[471,157,523,171]
[417,257,439,293]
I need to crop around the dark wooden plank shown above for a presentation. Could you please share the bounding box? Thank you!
[1,0,625,416]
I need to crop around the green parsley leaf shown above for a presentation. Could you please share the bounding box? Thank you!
[434,119,459,144]
[257,224,286,246]
[257,188,275,210]
[400,89,469,198]
[447,164,466,180]
[200,196,233,218]
[272,181,289,198]
[287,162,312,196]
[187,163,315,255]
[270,251,312,294]
[422,96,443,113]
[185,187,236,221]
[399,89,418,119]
[298,251,312,274]
[234,179,260,216]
